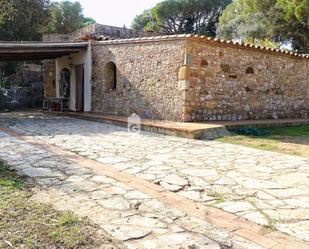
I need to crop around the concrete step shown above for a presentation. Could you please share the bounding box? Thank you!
[44,111,309,140]
[45,112,229,140]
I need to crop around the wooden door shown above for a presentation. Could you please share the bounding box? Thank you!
[75,64,84,112]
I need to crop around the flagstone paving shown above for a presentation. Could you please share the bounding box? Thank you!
[0,130,253,249]
[0,111,309,248]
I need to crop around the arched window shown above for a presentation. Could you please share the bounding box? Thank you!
[59,68,70,97]
[246,67,254,74]
[103,62,117,91]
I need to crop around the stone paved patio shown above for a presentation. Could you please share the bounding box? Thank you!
[0,131,234,249]
[0,111,309,248]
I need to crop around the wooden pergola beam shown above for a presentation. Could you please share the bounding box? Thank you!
[0,41,88,61]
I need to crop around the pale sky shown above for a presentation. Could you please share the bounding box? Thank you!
[76,0,162,28]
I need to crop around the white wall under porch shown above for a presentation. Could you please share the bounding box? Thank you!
[55,42,92,112]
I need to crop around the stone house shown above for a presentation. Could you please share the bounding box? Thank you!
[43,23,309,121]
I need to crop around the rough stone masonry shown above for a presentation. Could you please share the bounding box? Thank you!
[183,38,309,121]
[44,24,309,121]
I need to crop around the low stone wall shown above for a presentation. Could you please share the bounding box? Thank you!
[42,34,70,42]
[183,39,309,121]
[43,23,150,42]
[0,84,43,110]
[68,24,155,41]
[68,24,97,41]
[91,24,155,39]
[91,40,186,120]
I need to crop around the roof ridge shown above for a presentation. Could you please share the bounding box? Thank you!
[94,34,309,59]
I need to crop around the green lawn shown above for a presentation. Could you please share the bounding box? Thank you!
[0,162,116,249]
[217,125,309,158]
[266,124,309,136]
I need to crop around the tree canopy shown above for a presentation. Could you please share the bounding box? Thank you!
[47,1,95,34]
[132,0,232,37]
[278,0,309,24]
[217,0,309,52]
[0,0,95,41]
[1,0,307,52]
[0,0,51,41]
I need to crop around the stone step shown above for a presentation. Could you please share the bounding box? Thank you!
[44,111,229,140]
[43,111,309,140]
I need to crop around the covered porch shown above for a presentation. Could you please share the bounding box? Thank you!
[0,41,92,112]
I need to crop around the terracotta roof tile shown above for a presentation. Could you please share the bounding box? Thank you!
[93,34,309,59]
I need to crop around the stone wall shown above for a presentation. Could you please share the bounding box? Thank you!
[42,23,154,101]
[0,84,43,110]
[0,63,43,110]
[42,34,70,42]
[0,63,42,88]
[182,39,309,121]
[90,24,155,39]
[91,40,186,120]
[43,24,151,42]
[41,27,309,121]
[91,37,308,121]
[43,60,56,98]
[69,24,155,41]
